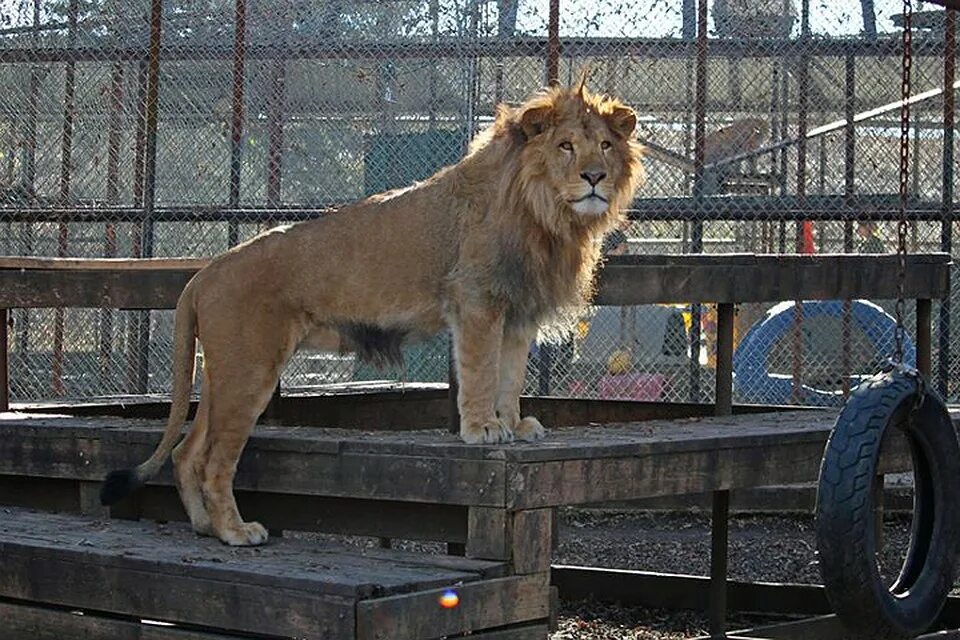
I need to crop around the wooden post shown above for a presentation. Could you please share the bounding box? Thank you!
[0,308,8,412]
[710,301,733,638]
[448,337,459,434]
[916,298,932,378]
[709,489,730,638]
[715,303,734,417]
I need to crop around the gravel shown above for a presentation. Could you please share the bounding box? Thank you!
[550,507,920,639]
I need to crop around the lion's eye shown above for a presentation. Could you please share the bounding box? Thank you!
[559,141,573,152]
[601,141,612,151]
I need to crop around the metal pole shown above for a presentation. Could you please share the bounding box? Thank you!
[546,0,560,85]
[228,0,247,246]
[137,0,163,394]
[127,60,147,394]
[266,59,285,208]
[790,0,811,405]
[102,62,123,382]
[939,9,955,397]
[842,54,856,397]
[690,0,707,403]
[52,0,79,397]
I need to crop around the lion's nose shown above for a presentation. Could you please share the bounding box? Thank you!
[581,170,606,186]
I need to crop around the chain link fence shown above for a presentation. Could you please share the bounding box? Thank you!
[0,0,955,409]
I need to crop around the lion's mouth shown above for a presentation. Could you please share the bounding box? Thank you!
[570,191,608,204]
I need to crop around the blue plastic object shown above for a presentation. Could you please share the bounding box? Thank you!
[733,300,916,406]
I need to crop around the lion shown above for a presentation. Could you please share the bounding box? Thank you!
[99,81,645,546]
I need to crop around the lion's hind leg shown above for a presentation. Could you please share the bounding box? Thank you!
[198,317,300,546]
[172,369,213,536]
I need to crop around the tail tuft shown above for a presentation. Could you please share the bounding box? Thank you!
[99,469,142,506]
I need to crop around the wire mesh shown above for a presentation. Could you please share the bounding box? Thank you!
[0,0,955,409]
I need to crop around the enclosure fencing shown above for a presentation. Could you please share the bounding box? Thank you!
[0,0,955,408]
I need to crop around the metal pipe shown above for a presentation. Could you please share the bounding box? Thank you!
[690,0,708,404]
[127,60,147,395]
[0,36,944,65]
[228,0,247,246]
[53,0,79,398]
[266,59,286,208]
[102,62,123,382]
[842,55,855,395]
[546,0,560,85]
[940,9,956,396]
[136,0,163,394]
[791,13,810,404]
[0,197,950,225]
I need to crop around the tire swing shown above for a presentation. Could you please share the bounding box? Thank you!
[815,4,960,637]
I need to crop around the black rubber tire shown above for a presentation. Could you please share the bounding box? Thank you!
[816,370,960,639]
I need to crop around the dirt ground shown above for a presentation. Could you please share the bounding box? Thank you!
[550,508,919,639]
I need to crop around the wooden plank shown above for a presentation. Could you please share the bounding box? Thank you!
[552,567,830,615]
[0,417,507,507]
[468,623,549,639]
[595,253,951,305]
[0,508,506,639]
[0,600,238,640]
[0,253,949,310]
[132,486,470,543]
[356,573,550,640]
[0,256,209,270]
[0,268,194,308]
[78,480,109,517]
[17,393,801,430]
[467,507,510,560]
[511,509,553,574]
[506,427,911,509]
[0,476,470,544]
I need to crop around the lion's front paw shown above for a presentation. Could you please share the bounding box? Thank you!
[218,521,269,547]
[461,420,515,444]
[513,416,546,442]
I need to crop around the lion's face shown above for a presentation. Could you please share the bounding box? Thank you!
[514,87,642,224]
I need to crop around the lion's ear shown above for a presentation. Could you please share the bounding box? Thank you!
[520,105,552,139]
[606,106,637,139]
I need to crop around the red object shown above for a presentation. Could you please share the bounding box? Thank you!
[598,373,665,401]
[801,220,815,254]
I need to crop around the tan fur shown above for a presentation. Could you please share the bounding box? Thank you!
[118,84,645,546]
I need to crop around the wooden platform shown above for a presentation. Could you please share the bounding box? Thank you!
[0,407,923,639]
[0,409,911,510]
[0,507,548,640]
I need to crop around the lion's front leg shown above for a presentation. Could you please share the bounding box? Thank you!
[452,306,513,444]
[496,324,546,442]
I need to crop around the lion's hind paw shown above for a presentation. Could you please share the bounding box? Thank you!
[513,416,546,442]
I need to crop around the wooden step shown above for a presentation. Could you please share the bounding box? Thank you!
[0,507,549,640]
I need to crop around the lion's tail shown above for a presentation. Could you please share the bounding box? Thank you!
[100,284,198,506]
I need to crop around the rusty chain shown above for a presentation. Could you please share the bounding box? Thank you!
[895,0,913,365]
